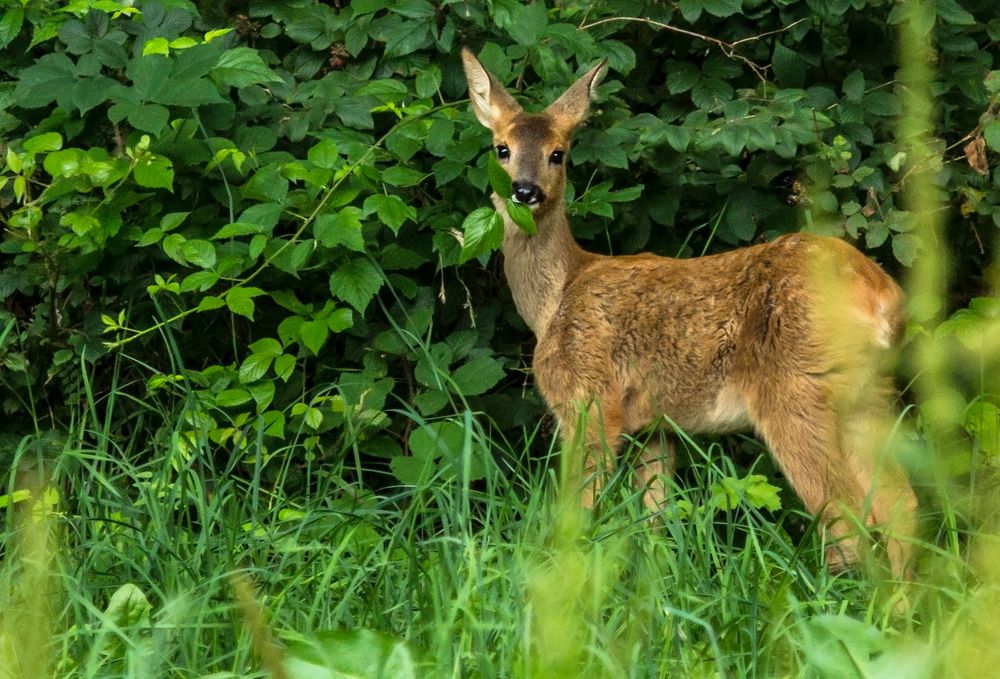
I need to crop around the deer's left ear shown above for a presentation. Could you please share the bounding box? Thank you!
[545,60,608,129]
[461,47,523,128]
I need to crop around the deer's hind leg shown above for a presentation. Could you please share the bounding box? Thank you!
[746,375,875,571]
[835,377,917,578]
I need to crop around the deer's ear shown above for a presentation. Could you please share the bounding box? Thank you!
[545,60,607,129]
[461,47,522,128]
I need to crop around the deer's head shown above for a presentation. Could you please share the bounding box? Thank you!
[461,48,607,218]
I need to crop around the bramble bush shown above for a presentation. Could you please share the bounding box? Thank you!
[1,0,998,526]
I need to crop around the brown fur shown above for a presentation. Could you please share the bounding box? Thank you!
[461,48,917,576]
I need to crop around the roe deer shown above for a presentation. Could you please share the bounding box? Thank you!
[461,47,917,577]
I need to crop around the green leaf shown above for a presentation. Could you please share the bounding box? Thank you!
[771,43,805,88]
[486,153,512,197]
[702,0,742,18]
[843,69,865,102]
[249,381,275,411]
[983,120,1000,152]
[180,271,218,292]
[965,402,1000,457]
[273,353,296,382]
[743,475,783,511]
[379,18,431,58]
[329,259,384,312]
[211,47,282,88]
[666,62,700,94]
[389,455,436,486]
[891,233,921,267]
[450,355,505,396]
[862,91,899,117]
[133,154,174,191]
[459,207,503,263]
[364,194,416,235]
[505,200,537,235]
[381,165,425,187]
[307,139,340,169]
[239,352,273,383]
[390,0,436,19]
[216,388,252,407]
[300,319,330,355]
[315,208,365,251]
[239,202,283,232]
[23,132,62,154]
[0,7,23,50]
[162,233,186,264]
[181,240,216,269]
[327,308,354,332]
[226,286,266,320]
[508,2,548,46]
[14,53,77,109]
[415,64,441,98]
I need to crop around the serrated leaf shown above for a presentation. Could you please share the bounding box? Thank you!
[133,154,173,191]
[891,233,921,267]
[983,120,1000,152]
[486,152,513,197]
[381,165,425,187]
[505,200,536,235]
[216,388,252,407]
[307,139,340,169]
[450,355,504,395]
[703,0,742,18]
[239,352,274,383]
[389,455,435,485]
[415,64,441,98]
[329,259,384,312]
[459,207,503,263]
[23,132,62,154]
[327,308,354,332]
[666,62,700,94]
[843,69,865,102]
[226,286,266,320]
[180,271,218,292]
[197,295,225,311]
[273,353,296,382]
[863,90,899,117]
[315,208,364,251]
[0,7,23,50]
[364,194,415,234]
[300,319,330,355]
[239,202,283,232]
[508,2,548,46]
[211,47,282,88]
[181,239,216,269]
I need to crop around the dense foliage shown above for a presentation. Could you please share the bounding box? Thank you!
[2,0,999,481]
[1,0,1000,675]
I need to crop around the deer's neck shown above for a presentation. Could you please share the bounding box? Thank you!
[495,195,592,337]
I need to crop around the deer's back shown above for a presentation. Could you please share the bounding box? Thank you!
[532,233,905,433]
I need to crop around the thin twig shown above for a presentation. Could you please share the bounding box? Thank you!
[578,16,809,82]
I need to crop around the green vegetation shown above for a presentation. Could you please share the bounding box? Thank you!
[1,0,999,676]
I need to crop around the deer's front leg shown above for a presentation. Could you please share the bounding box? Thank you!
[557,400,625,508]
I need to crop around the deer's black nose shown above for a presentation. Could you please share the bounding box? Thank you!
[512,182,545,205]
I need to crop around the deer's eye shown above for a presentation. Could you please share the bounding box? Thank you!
[548,150,565,165]
[496,145,510,160]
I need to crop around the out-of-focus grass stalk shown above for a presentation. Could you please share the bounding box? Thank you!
[897,0,953,430]
[0,480,58,679]
[898,2,1000,675]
